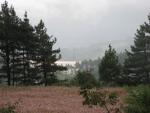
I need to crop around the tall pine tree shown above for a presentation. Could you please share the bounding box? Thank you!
[124,14,150,85]
[0,1,20,85]
[35,20,66,86]
[0,1,66,86]
[18,12,37,85]
[99,45,121,84]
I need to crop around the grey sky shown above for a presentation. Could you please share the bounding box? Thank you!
[1,0,150,49]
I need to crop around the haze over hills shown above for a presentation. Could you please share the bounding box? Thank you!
[61,40,132,61]
[0,0,148,62]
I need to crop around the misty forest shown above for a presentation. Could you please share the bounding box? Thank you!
[0,1,150,113]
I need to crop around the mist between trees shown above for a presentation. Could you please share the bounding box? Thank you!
[0,0,150,87]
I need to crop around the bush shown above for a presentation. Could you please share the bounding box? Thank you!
[124,85,150,113]
[0,103,16,113]
[80,89,120,113]
[76,71,97,89]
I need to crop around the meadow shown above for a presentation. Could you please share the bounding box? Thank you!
[0,86,126,113]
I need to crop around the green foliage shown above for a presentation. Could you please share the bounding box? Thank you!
[0,103,17,113]
[76,71,97,89]
[35,20,66,86]
[0,1,66,86]
[80,88,120,113]
[99,44,121,84]
[124,85,150,113]
[124,14,150,85]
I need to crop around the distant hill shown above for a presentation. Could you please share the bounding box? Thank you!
[61,42,130,61]
[61,46,103,61]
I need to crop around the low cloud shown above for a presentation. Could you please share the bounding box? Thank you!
[0,0,150,49]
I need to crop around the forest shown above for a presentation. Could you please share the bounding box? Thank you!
[0,1,150,113]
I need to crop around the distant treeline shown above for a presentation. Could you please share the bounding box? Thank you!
[0,1,150,87]
[0,1,66,86]
[101,13,150,85]
[76,14,150,85]
[75,52,126,80]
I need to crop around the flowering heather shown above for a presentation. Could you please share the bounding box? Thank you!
[0,86,125,113]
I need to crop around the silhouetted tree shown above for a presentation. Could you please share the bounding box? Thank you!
[124,14,150,85]
[35,20,66,86]
[0,1,20,85]
[0,1,65,86]
[99,45,121,84]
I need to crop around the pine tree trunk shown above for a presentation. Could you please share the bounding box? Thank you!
[6,46,11,86]
[43,60,47,86]
[27,52,30,85]
[23,48,26,84]
[12,50,15,86]
[44,71,47,86]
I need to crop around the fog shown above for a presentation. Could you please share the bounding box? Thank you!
[1,0,150,60]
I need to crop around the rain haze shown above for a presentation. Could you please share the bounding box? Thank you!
[1,0,150,60]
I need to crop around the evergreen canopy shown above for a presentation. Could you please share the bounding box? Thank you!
[0,1,66,86]
[99,45,121,84]
[124,14,150,85]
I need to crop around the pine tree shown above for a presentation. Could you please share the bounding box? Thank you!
[18,12,37,85]
[9,6,21,86]
[99,45,121,84]
[0,1,20,85]
[35,20,66,86]
[124,14,150,85]
[0,1,40,85]
[0,1,65,86]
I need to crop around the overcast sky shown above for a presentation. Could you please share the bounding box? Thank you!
[1,0,150,49]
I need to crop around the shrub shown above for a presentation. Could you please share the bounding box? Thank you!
[76,71,97,89]
[80,88,120,113]
[124,85,150,113]
[0,103,16,113]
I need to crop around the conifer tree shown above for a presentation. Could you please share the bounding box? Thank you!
[0,1,20,85]
[35,20,66,86]
[18,12,37,85]
[124,14,150,85]
[99,45,121,84]
[0,1,65,86]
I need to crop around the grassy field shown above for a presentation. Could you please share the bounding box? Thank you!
[0,86,126,113]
